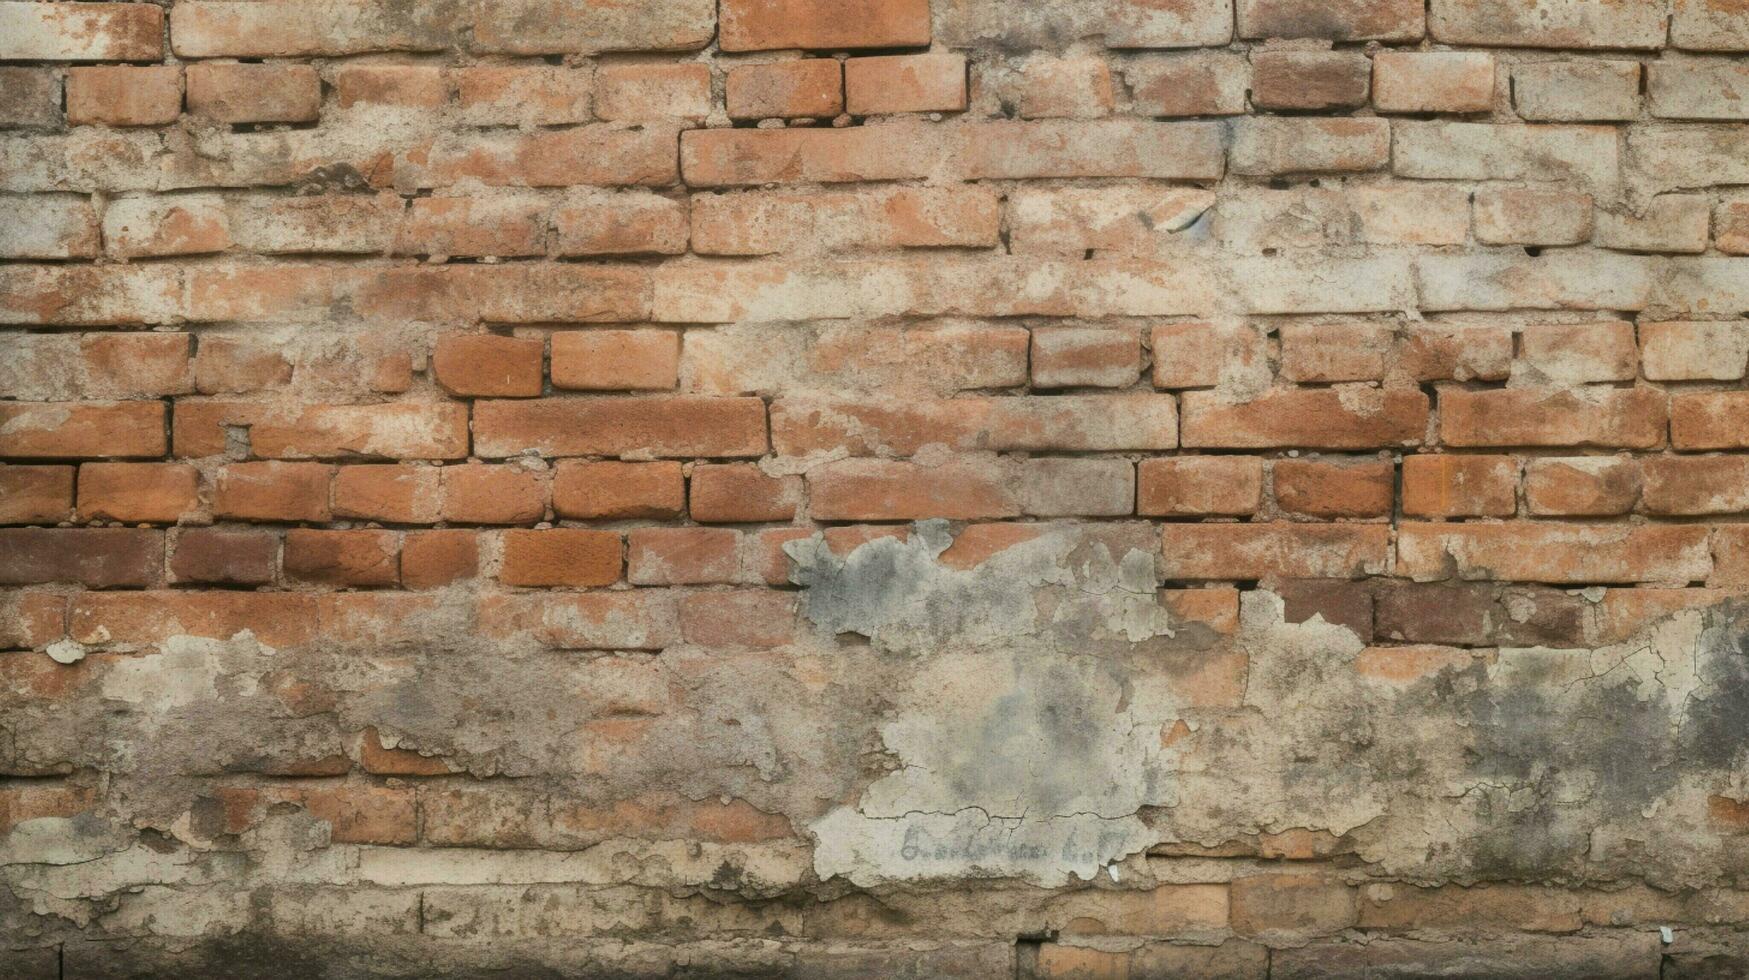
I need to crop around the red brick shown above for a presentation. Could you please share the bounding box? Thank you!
[1238,0,1424,40]
[1401,455,1518,517]
[169,527,278,585]
[548,330,678,391]
[284,529,400,587]
[1642,456,1749,515]
[432,335,545,398]
[186,63,322,124]
[1440,387,1666,450]
[332,465,441,524]
[397,197,547,259]
[0,402,166,460]
[440,465,547,524]
[77,463,199,524]
[1251,50,1370,111]
[1,3,164,60]
[388,530,472,590]
[1373,52,1495,113]
[690,464,800,523]
[1031,327,1141,389]
[628,527,741,585]
[499,529,622,587]
[1673,393,1749,450]
[552,461,685,520]
[1181,389,1428,450]
[720,0,931,51]
[474,396,767,459]
[679,591,797,650]
[551,195,688,256]
[0,528,160,588]
[1397,523,1711,584]
[334,65,447,108]
[453,66,592,126]
[1277,579,1375,640]
[845,54,966,115]
[808,458,1020,521]
[726,60,842,119]
[1273,458,1393,519]
[66,66,181,126]
[595,64,712,121]
[212,462,333,523]
[0,465,74,524]
[1161,523,1390,580]
[1138,457,1265,517]
[1524,457,1641,516]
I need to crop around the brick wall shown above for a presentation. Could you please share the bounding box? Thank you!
[4,0,1749,975]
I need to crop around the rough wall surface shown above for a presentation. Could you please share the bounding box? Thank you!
[4,0,1749,976]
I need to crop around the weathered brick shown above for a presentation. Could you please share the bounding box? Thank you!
[285,529,400,587]
[998,54,1115,119]
[1429,0,1668,49]
[103,195,231,258]
[553,461,685,520]
[1160,524,1390,580]
[1250,50,1370,111]
[1673,0,1749,51]
[1641,457,1749,516]
[169,527,277,585]
[1512,61,1640,122]
[470,0,714,55]
[1238,0,1423,41]
[1030,327,1142,388]
[1401,455,1519,518]
[551,193,688,256]
[1151,321,1268,389]
[499,529,622,587]
[1397,523,1711,584]
[0,2,163,61]
[334,65,447,109]
[808,457,1020,521]
[549,330,680,391]
[690,464,801,523]
[0,528,159,588]
[1714,200,1749,254]
[692,186,998,255]
[772,395,1179,455]
[1273,458,1394,519]
[66,67,181,127]
[1596,195,1712,255]
[174,402,471,461]
[0,402,166,460]
[453,66,592,126]
[1524,457,1641,516]
[228,194,402,255]
[727,60,842,119]
[424,123,682,189]
[186,64,322,124]
[1019,458,1136,517]
[396,196,547,259]
[1472,186,1594,246]
[1394,122,1618,187]
[595,64,712,122]
[1231,117,1390,175]
[77,463,199,524]
[401,529,479,590]
[0,465,74,525]
[1440,387,1665,449]
[1372,52,1495,113]
[170,0,453,57]
[720,0,930,51]
[1125,52,1249,116]
[1673,392,1749,450]
[0,68,62,127]
[1230,874,1358,941]
[1516,321,1638,385]
[332,465,441,524]
[628,527,740,585]
[1181,389,1429,450]
[1416,252,1652,311]
[1279,323,1393,383]
[1640,321,1749,381]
